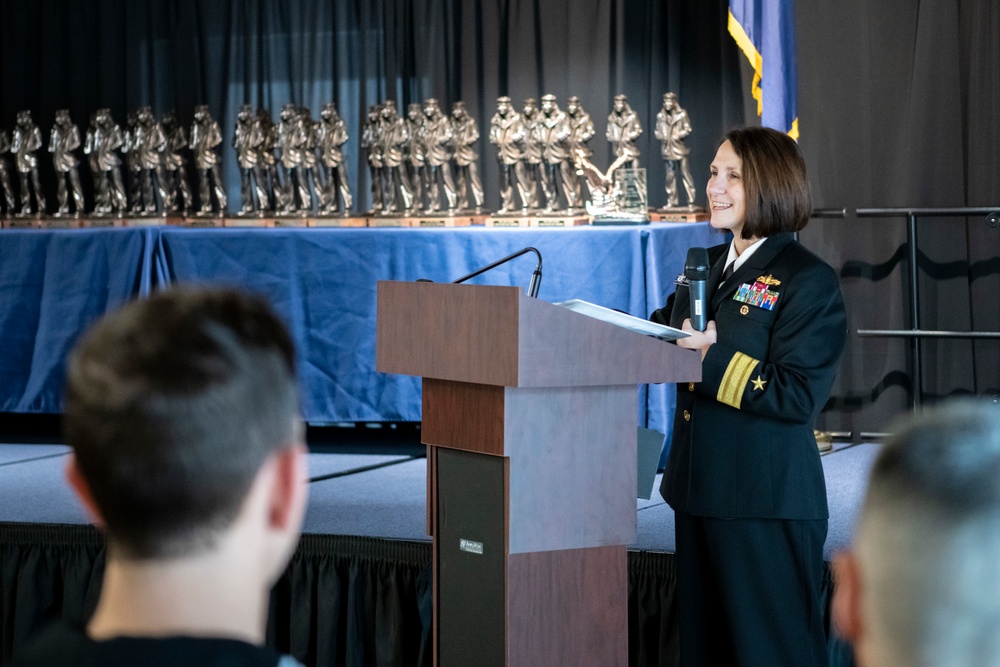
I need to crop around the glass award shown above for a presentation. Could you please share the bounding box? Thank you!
[606,167,649,223]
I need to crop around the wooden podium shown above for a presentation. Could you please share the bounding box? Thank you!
[376,281,700,666]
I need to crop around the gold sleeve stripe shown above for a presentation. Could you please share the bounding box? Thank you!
[717,352,760,409]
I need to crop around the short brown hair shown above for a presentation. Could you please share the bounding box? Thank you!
[724,126,811,239]
[65,287,300,560]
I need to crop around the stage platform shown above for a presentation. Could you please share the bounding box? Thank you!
[0,438,871,666]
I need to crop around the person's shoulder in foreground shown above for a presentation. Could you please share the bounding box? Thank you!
[833,398,1000,667]
[14,620,301,667]
[9,286,307,667]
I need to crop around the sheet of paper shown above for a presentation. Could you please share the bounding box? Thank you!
[555,299,690,341]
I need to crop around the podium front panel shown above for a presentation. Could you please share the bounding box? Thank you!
[508,545,627,666]
[422,379,505,455]
[506,385,637,554]
[436,448,508,667]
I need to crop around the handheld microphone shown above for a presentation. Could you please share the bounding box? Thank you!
[685,247,710,331]
[451,247,543,298]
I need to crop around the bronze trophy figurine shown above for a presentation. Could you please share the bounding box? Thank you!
[84,109,128,215]
[565,96,595,210]
[361,104,384,214]
[536,94,578,213]
[161,110,193,215]
[48,109,86,216]
[123,111,143,213]
[404,102,427,212]
[378,101,414,214]
[654,92,700,211]
[420,98,458,213]
[135,107,171,214]
[275,103,308,214]
[233,103,266,215]
[0,130,16,216]
[488,96,529,214]
[299,106,321,213]
[519,98,544,211]
[450,101,484,212]
[11,110,47,216]
[606,94,642,169]
[255,108,282,212]
[604,94,648,221]
[317,102,353,215]
[190,105,227,215]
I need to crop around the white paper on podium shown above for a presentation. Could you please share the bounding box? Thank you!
[555,299,690,341]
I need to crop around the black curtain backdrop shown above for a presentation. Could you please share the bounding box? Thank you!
[0,0,743,214]
[0,525,432,667]
[795,0,1000,437]
[1,0,997,432]
[0,524,853,667]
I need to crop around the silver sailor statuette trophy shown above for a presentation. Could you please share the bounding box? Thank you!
[652,92,706,221]
[190,104,227,216]
[569,93,647,224]
[49,109,85,217]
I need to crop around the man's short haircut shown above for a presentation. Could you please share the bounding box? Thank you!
[855,400,1000,666]
[64,287,300,560]
[723,126,812,239]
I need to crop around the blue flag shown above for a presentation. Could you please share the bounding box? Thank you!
[728,0,799,139]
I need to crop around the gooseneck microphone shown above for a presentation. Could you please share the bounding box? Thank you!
[450,247,544,298]
[685,247,710,331]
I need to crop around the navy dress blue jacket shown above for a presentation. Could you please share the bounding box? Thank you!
[651,233,847,520]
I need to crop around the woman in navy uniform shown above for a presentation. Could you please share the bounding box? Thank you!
[651,126,846,666]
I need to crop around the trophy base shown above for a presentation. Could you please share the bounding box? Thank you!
[81,216,126,228]
[228,216,276,228]
[528,214,590,228]
[123,216,171,227]
[658,203,703,212]
[184,214,224,228]
[411,213,476,227]
[486,214,531,228]
[650,208,709,222]
[40,218,82,229]
[591,215,650,226]
[367,215,409,228]
[3,217,42,229]
[309,215,367,228]
[453,206,488,217]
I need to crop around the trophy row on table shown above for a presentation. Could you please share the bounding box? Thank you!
[0,92,702,226]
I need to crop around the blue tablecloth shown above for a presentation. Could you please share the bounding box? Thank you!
[1,223,719,436]
[0,227,157,412]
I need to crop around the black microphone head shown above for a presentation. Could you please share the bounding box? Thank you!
[684,247,710,281]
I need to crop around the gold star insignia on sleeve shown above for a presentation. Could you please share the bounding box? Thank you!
[751,375,767,391]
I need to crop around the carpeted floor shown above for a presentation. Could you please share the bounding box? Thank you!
[0,439,878,558]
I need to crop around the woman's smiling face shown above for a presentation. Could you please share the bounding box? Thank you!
[706,140,745,236]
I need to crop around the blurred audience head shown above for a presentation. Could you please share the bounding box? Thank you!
[64,286,305,572]
[833,399,1000,667]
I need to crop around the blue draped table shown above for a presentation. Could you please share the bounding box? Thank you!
[0,227,157,413]
[0,222,718,438]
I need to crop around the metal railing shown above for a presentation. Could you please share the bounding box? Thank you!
[852,207,1000,408]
